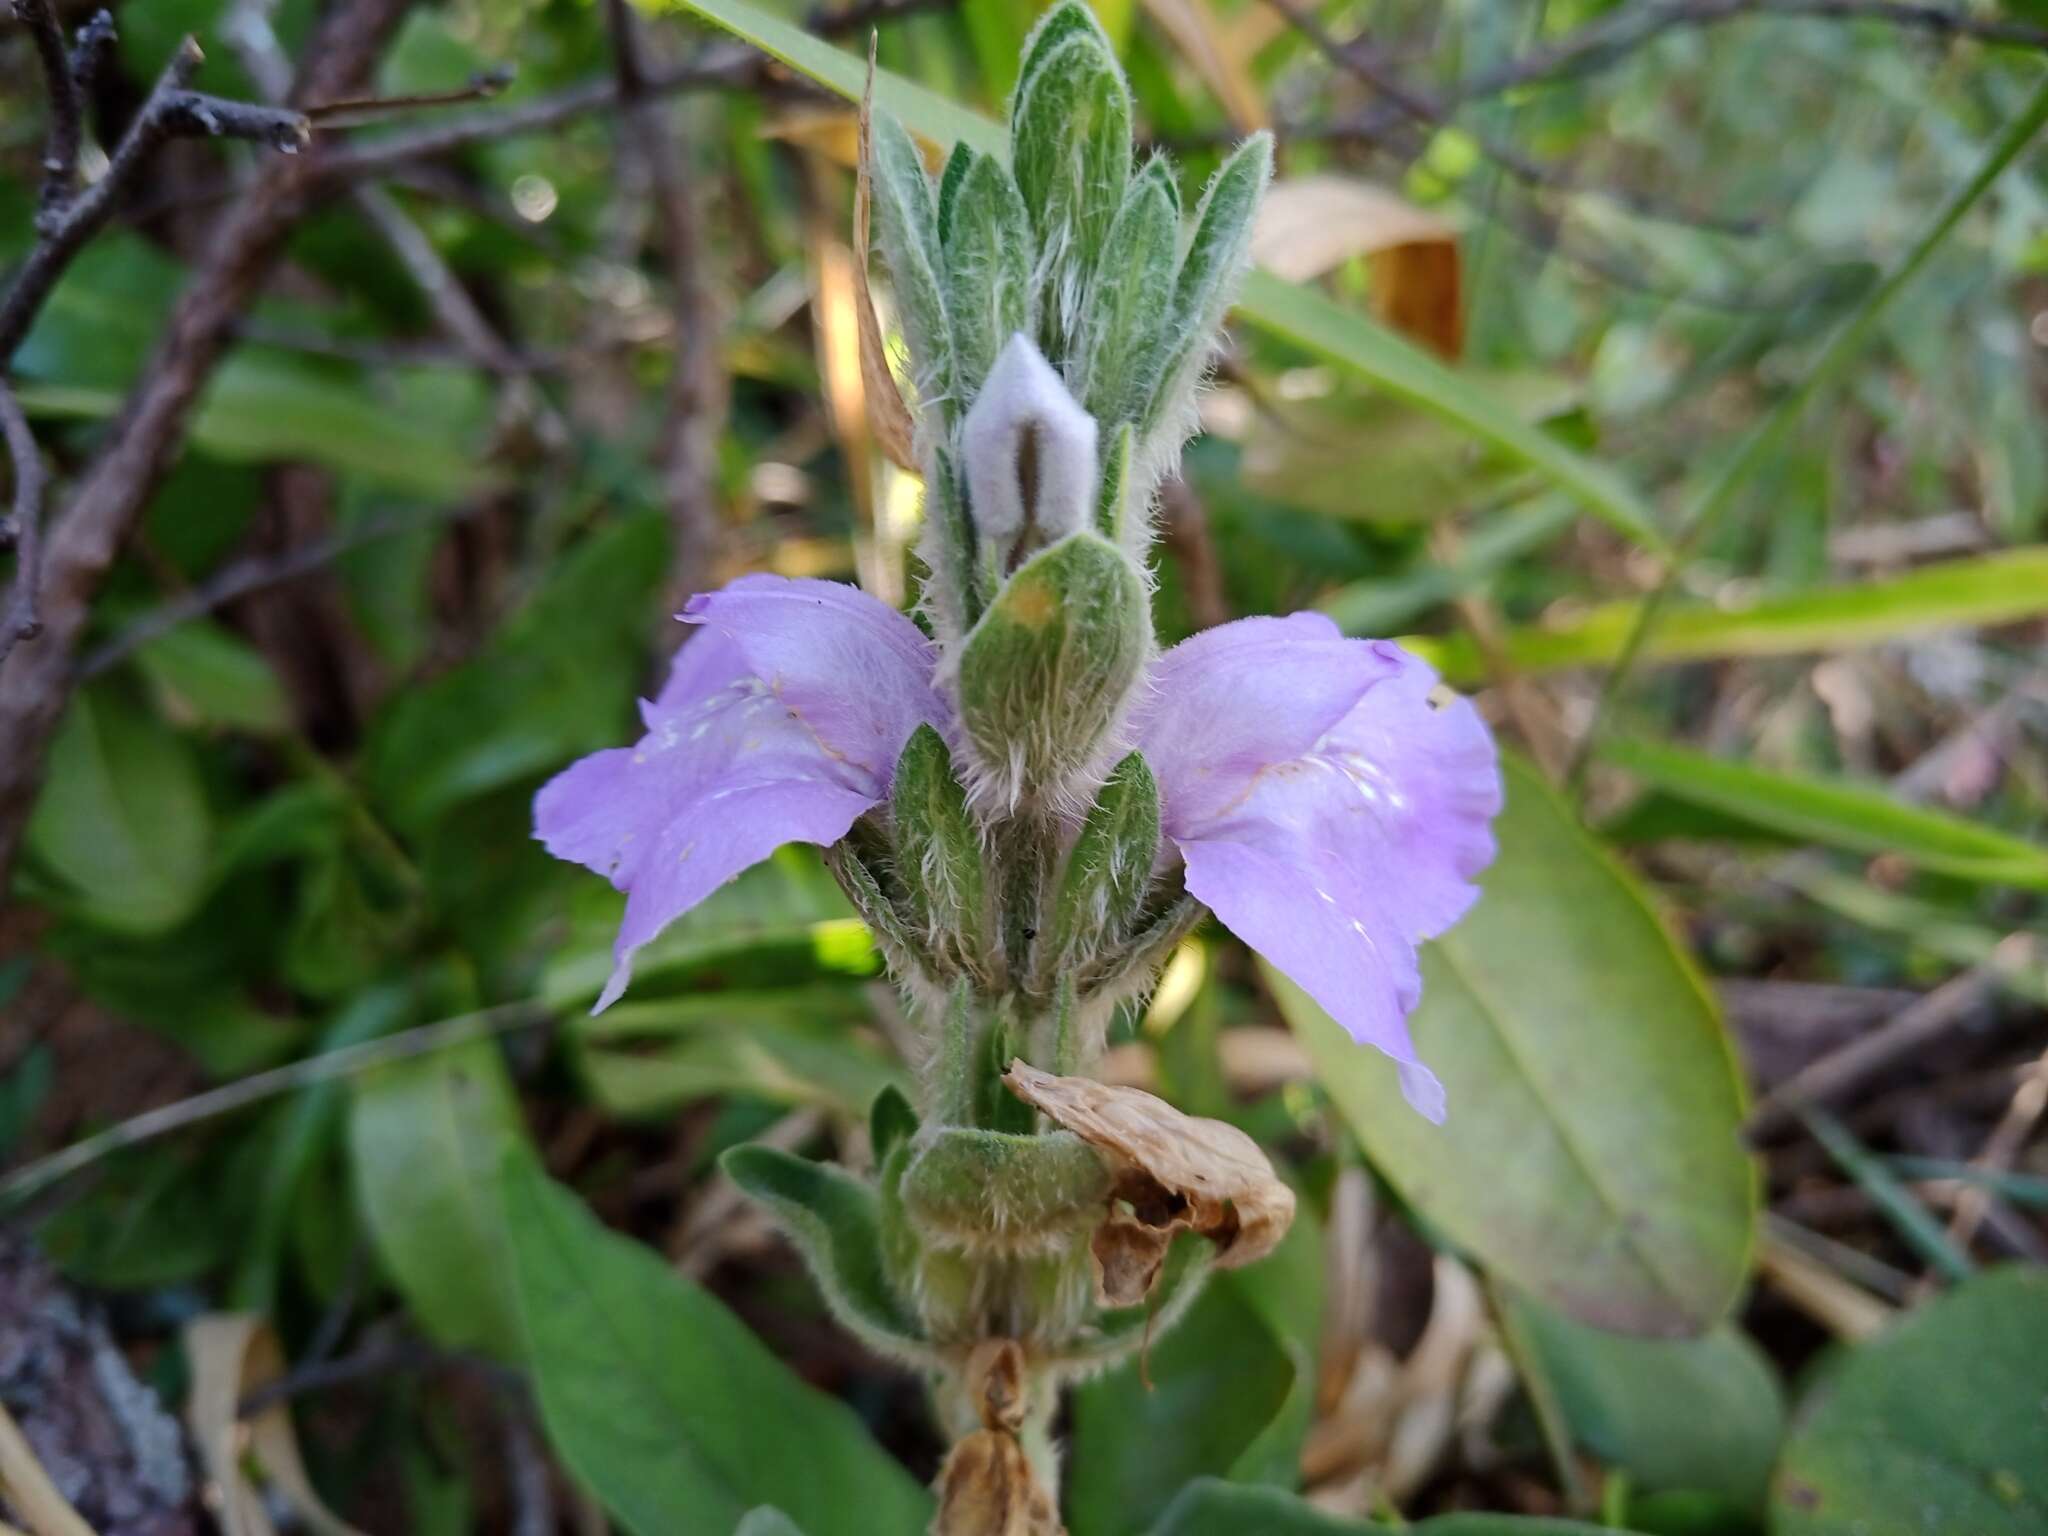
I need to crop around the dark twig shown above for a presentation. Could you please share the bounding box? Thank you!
[15,0,89,219]
[65,7,115,95]
[1262,0,1762,237]
[303,64,516,125]
[0,0,415,889]
[77,505,469,680]
[0,381,46,664]
[317,0,950,181]
[0,36,312,367]
[604,0,726,601]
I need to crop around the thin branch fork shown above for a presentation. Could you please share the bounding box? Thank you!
[0,31,311,367]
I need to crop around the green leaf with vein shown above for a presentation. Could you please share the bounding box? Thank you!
[349,1039,529,1358]
[1600,737,2048,889]
[1504,1291,1784,1507]
[1406,547,2048,683]
[668,0,1665,551]
[25,681,213,935]
[503,1155,931,1536]
[1271,755,1754,1335]
[1773,1266,2048,1536]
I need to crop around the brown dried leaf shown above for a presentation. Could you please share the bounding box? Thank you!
[1252,176,1462,358]
[853,42,920,473]
[1002,1060,1295,1306]
[935,1430,1064,1536]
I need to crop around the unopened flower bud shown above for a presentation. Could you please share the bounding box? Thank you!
[960,334,1097,567]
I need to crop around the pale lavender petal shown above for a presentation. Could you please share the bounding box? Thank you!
[537,577,942,1009]
[681,574,945,777]
[1153,627,1499,1121]
[1180,834,1445,1122]
[1135,613,1399,830]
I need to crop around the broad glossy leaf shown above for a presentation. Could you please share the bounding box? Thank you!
[1151,1481,1626,1534]
[502,1156,932,1536]
[1505,1292,1784,1507]
[1600,738,2048,889]
[26,682,212,935]
[1772,1266,2048,1536]
[1273,756,1754,1335]
[668,0,1664,550]
[349,1040,528,1358]
[1411,547,2048,682]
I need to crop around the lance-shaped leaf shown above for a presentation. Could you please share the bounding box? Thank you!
[1095,421,1135,544]
[723,1144,939,1368]
[867,110,951,407]
[1144,133,1272,450]
[889,723,987,965]
[942,150,1035,407]
[1010,21,1131,347]
[956,532,1148,812]
[1050,751,1161,968]
[1078,156,1181,430]
[1016,0,1102,99]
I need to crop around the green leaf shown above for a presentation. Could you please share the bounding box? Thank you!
[1410,547,2048,682]
[1070,1207,1323,1536]
[722,1144,934,1366]
[349,1040,529,1359]
[26,682,213,935]
[942,150,1034,405]
[869,110,952,404]
[891,723,987,960]
[503,1156,932,1536]
[734,1513,806,1536]
[1504,1292,1785,1507]
[1069,1280,1296,1536]
[1010,19,1130,288]
[1599,738,2048,889]
[1773,1266,2048,1535]
[1150,1481,1627,1534]
[1147,135,1270,437]
[1078,157,1181,429]
[666,0,1661,548]
[1272,756,1755,1335]
[1051,750,1160,965]
[131,620,292,734]
[572,995,907,1120]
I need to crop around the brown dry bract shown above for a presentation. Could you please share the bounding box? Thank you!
[853,41,920,472]
[1002,1060,1296,1307]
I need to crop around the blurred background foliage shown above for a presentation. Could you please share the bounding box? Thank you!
[2,0,2047,1532]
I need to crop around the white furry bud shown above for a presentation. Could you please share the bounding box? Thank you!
[960,334,1097,556]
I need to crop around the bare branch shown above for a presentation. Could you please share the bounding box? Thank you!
[0,35,312,366]
[318,0,957,181]
[14,0,88,218]
[66,7,115,95]
[0,381,45,665]
[0,0,417,887]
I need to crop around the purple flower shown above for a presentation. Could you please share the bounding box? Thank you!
[534,578,1498,1118]
[1131,613,1500,1122]
[534,576,944,1009]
